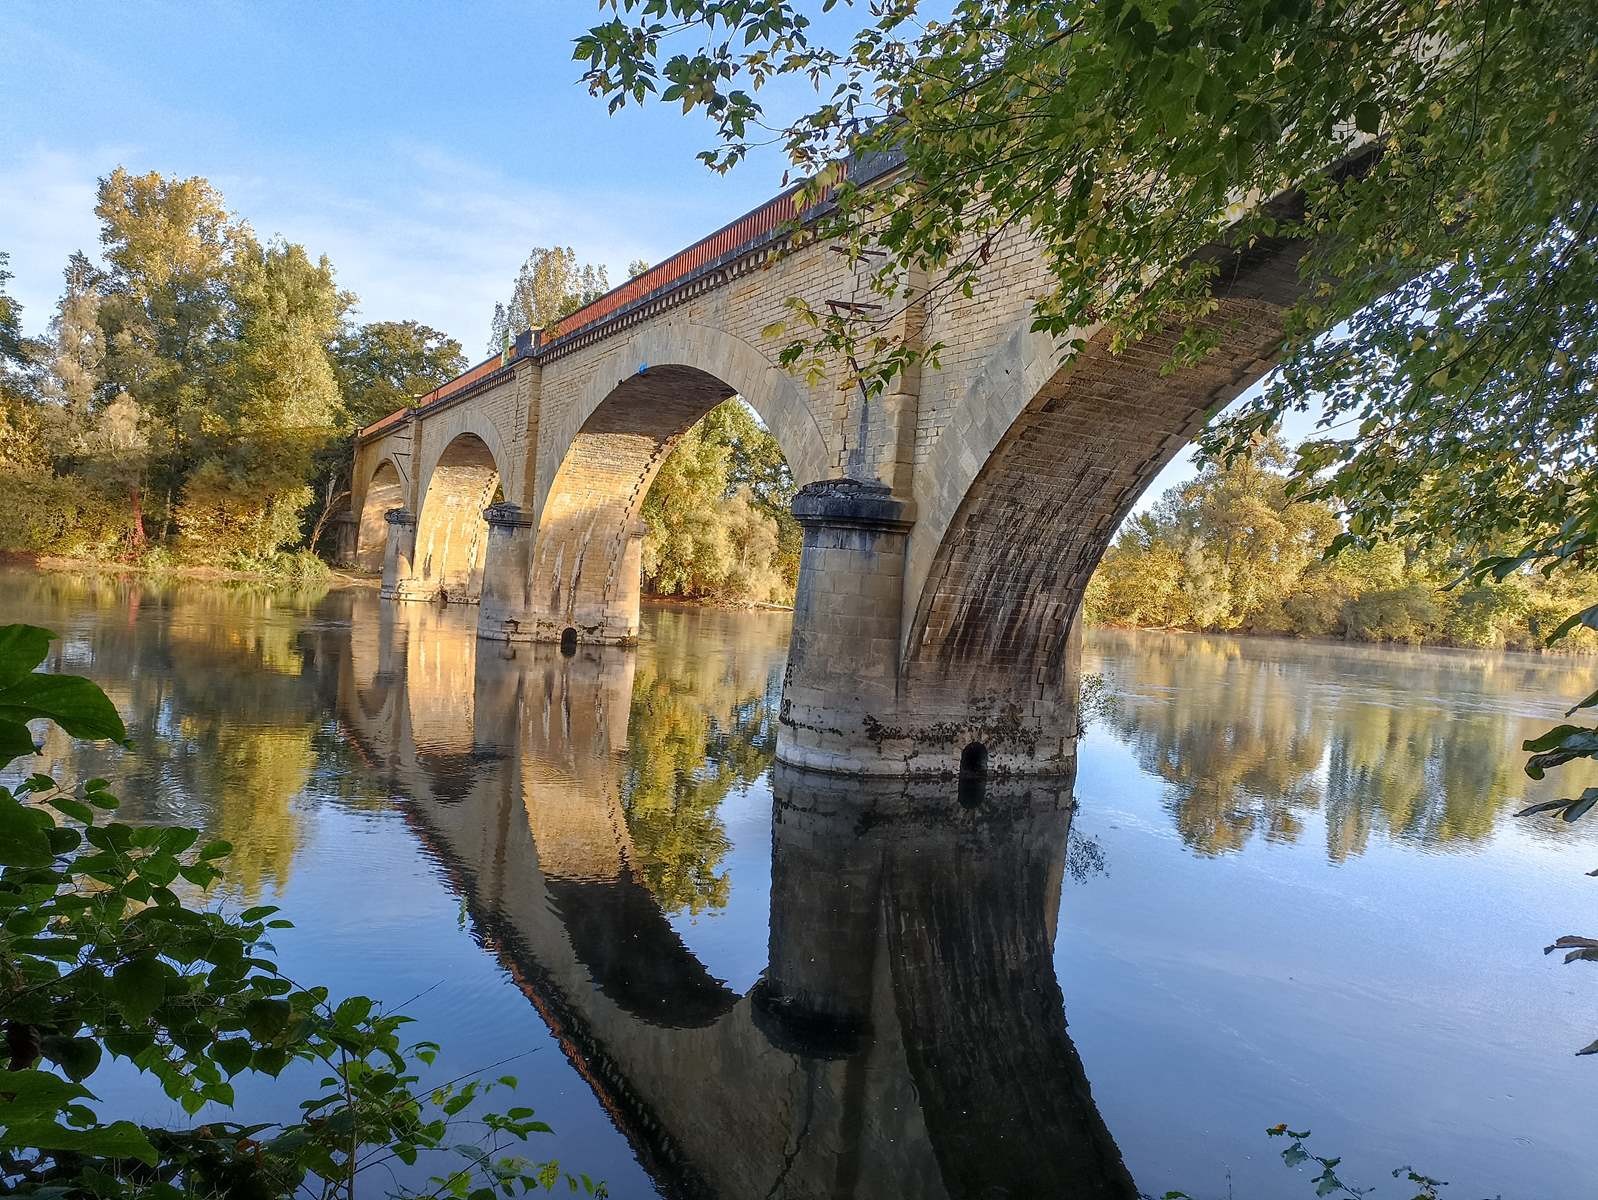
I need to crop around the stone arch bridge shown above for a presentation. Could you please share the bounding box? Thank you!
[345,154,1305,777]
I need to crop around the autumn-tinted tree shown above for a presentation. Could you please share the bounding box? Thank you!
[1086,445,1598,648]
[487,245,610,352]
[95,168,243,542]
[175,239,347,564]
[0,251,43,472]
[334,319,465,431]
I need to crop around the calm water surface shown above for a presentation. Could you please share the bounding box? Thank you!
[6,568,1597,1199]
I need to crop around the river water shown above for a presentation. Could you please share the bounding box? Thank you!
[5,568,1596,1199]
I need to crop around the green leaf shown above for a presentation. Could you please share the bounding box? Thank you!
[0,1069,95,1120]
[43,792,97,824]
[0,624,54,687]
[1566,686,1598,717]
[0,718,37,768]
[244,997,292,1041]
[1564,789,1598,822]
[1523,724,1588,753]
[0,672,126,743]
[109,954,169,1025]
[1548,603,1598,644]
[212,1037,254,1077]
[42,1035,103,1082]
[0,792,54,867]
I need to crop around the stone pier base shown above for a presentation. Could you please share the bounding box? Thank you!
[480,513,648,646]
[776,478,1079,778]
[378,508,417,600]
[476,503,537,641]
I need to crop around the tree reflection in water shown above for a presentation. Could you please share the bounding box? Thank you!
[1087,629,1598,859]
[618,607,787,914]
[15,574,1594,1197]
[13,571,334,898]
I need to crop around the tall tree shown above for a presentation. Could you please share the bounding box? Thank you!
[334,319,466,430]
[0,250,30,371]
[176,238,346,563]
[42,253,108,463]
[95,168,242,541]
[487,246,609,352]
[0,251,44,472]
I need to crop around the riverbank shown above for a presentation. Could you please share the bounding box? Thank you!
[1088,618,1598,656]
[8,551,380,591]
[642,591,794,614]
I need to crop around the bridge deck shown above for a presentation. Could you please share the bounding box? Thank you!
[357,150,903,443]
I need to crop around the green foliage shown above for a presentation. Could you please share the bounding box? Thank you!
[1087,444,1598,651]
[0,252,46,476]
[641,399,799,604]
[0,251,32,370]
[620,649,778,913]
[1266,1126,1447,1200]
[1339,586,1442,646]
[0,624,604,1197]
[2,172,464,574]
[334,321,465,433]
[0,625,126,765]
[487,247,610,353]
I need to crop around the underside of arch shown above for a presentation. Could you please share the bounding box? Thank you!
[528,364,754,643]
[413,433,502,604]
[903,299,1290,706]
[355,460,404,572]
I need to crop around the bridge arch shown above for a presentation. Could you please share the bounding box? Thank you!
[412,431,505,603]
[898,240,1308,762]
[354,457,407,572]
[525,323,833,643]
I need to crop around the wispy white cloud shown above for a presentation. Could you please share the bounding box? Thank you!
[0,146,118,334]
[222,138,731,354]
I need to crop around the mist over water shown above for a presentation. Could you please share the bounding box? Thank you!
[6,568,1594,1198]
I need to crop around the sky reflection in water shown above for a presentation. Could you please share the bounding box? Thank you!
[6,569,1596,1199]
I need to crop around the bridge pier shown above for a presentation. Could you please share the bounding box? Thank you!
[776,479,914,774]
[379,508,417,600]
[775,478,1079,778]
[480,514,649,645]
[477,503,537,641]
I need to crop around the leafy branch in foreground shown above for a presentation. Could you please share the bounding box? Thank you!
[0,623,604,1198]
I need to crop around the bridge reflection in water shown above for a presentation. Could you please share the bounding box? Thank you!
[335,603,1135,1200]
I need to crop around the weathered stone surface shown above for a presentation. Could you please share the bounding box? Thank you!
[378,508,417,600]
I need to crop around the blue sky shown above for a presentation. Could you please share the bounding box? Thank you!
[2,0,1301,506]
[1,0,804,353]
